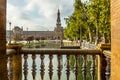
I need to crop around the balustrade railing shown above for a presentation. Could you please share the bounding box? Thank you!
[20,49,100,80]
[7,49,111,80]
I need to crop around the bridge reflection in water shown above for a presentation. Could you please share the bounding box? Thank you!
[7,48,110,80]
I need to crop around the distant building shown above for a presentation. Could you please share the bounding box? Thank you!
[6,9,64,41]
[13,26,23,40]
[54,9,64,40]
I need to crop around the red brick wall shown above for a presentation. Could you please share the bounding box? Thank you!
[111,0,120,80]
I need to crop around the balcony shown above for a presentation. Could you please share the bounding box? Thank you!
[6,44,111,80]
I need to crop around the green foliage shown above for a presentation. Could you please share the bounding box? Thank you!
[64,0,110,43]
[64,0,87,40]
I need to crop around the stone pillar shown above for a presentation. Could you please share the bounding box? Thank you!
[98,55,106,80]
[0,0,8,80]
[13,55,22,80]
[111,0,120,80]
[7,44,22,80]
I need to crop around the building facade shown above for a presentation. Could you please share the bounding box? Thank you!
[6,9,64,41]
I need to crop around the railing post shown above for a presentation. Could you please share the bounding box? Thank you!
[97,44,111,80]
[48,54,53,80]
[13,54,22,80]
[105,57,110,80]
[90,55,96,80]
[23,54,28,80]
[7,55,13,80]
[40,54,45,80]
[103,50,111,80]
[82,55,87,80]
[98,54,107,80]
[7,44,22,80]
[57,55,62,80]
[66,54,70,80]
[74,54,79,80]
[32,54,36,80]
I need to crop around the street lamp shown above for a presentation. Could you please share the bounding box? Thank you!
[9,22,11,44]
[26,27,28,38]
[26,27,28,43]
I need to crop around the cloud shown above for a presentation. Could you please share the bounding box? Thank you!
[7,3,20,19]
[19,13,32,20]
[25,0,58,18]
[7,0,74,31]
[25,0,74,18]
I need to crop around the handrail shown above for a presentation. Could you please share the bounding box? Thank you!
[6,49,16,56]
[103,50,111,58]
[20,48,102,55]
[97,43,111,51]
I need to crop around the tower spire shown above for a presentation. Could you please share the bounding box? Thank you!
[56,9,61,25]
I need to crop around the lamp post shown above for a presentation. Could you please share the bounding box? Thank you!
[26,27,28,38]
[9,22,11,44]
[26,27,28,43]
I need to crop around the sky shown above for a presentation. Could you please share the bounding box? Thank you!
[7,0,86,31]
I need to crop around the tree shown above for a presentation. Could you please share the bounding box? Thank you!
[35,36,40,42]
[98,0,110,43]
[87,0,110,43]
[64,0,110,44]
[26,36,34,44]
[64,0,88,41]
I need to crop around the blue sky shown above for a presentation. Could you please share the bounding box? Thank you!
[7,0,86,31]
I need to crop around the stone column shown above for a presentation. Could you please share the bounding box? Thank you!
[111,0,120,80]
[0,0,8,80]
[7,44,22,80]
[97,54,107,80]
[13,54,22,80]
